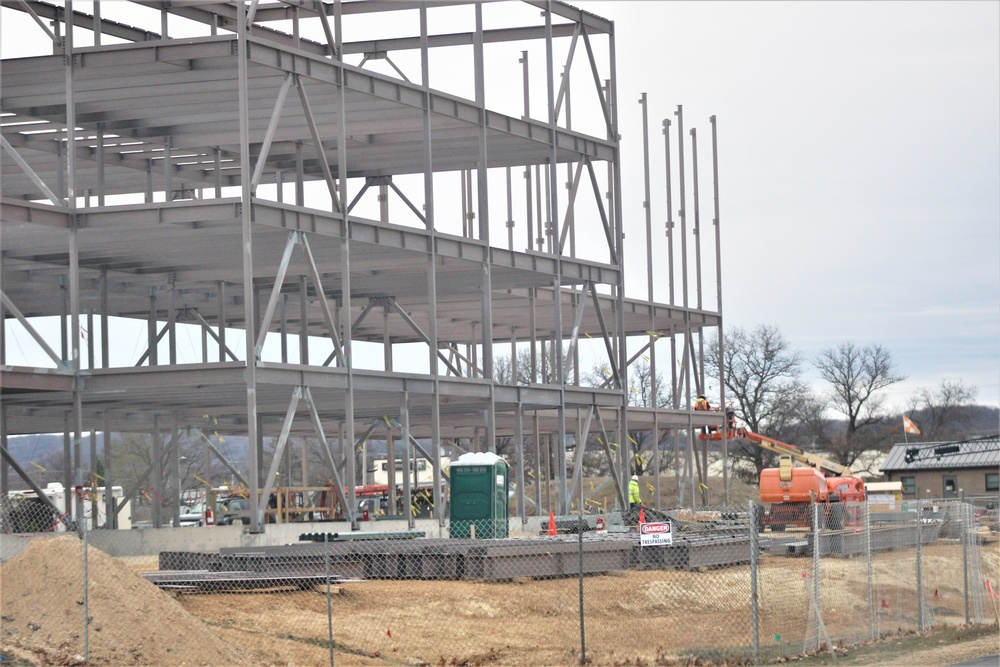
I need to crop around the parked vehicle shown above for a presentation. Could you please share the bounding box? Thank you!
[176,503,206,527]
[215,496,252,526]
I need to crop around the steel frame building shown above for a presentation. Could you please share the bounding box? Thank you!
[0,0,727,533]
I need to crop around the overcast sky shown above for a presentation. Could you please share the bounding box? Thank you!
[587,1,1000,411]
[1,1,998,415]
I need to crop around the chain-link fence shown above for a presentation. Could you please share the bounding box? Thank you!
[2,493,998,665]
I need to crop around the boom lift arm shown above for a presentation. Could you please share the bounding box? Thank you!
[702,425,851,477]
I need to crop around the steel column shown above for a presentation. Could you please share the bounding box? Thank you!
[237,4,262,532]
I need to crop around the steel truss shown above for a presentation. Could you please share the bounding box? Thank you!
[1,0,727,532]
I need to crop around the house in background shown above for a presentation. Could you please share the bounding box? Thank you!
[881,435,999,502]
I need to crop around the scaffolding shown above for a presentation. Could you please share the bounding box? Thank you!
[0,0,728,533]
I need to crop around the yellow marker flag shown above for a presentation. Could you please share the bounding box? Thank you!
[194,474,212,488]
[30,461,47,471]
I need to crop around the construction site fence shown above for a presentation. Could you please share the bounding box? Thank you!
[1,494,998,666]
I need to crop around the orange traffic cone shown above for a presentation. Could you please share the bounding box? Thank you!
[638,507,646,524]
[547,510,557,536]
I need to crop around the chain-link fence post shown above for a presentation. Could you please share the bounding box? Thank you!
[865,499,874,640]
[811,498,820,652]
[961,492,970,624]
[81,496,90,664]
[916,494,924,632]
[325,532,334,667]
[749,500,760,665]
[577,471,586,665]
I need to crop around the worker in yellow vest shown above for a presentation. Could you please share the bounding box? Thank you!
[629,475,641,509]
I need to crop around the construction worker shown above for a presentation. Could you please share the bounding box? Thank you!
[695,395,715,434]
[629,475,641,509]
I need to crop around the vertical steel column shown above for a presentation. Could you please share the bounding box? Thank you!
[676,106,696,509]
[544,0,568,513]
[515,400,526,522]
[100,269,109,368]
[299,276,309,364]
[386,421,396,515]
[710,116,729,505]
[62,413,71,519]
[401,392,413,530]
[236,3,262,532]
[103,411,114,528]
[533,413,542,513]
[170,414,181,528]
[506,168,514,250]
[167,282,176,365]
[474,4,495,453]
[420,3,443,524]
[152,414,162,528]
[63,1,85,499]
[86,307,94,365]
[147,291,157,366]
[607,23,629,505]
[280,294,288,363]
[218,281,227,362]
[691,128,704,381]
[93,1,102,46]
[0,294,5,367]
[520,49,533,252]
[61,280,68,362]
[640,93,660,502]
[691,128,709,506]
[0,406,8,497]
[88,426,97,527]
[300,437,308,488]
[214,148,222,198]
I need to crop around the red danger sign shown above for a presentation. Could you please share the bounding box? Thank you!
[639,521,673,546]
[640,522,671,534]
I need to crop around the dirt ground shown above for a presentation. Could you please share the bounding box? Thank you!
[1,535,998,666]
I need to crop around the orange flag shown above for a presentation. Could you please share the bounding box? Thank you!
[903,416,921,435]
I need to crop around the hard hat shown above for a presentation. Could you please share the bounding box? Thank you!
[698,394,706,400]
[631,475,638,482]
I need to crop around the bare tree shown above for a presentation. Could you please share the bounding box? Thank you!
[906,379,979,441]
[707,324,810,481]
[814,342,905,466]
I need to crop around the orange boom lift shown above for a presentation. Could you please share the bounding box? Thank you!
[702,420,866,530]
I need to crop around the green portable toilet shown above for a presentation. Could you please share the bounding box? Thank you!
[449,452,509,539]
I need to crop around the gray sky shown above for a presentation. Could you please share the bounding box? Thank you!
[590,1,1000,410]
[2,1,998,413]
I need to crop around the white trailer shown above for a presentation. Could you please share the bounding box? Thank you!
[5,482,131,531]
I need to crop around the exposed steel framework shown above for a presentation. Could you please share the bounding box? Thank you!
[0,0,727,532]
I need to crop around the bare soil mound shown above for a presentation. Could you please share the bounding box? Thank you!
[0,536,249,666]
